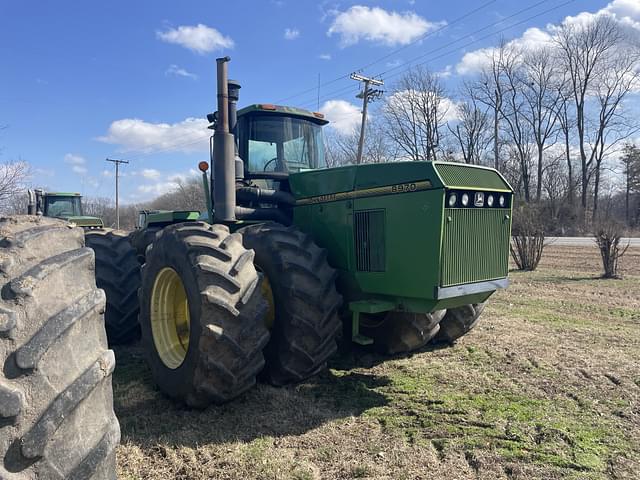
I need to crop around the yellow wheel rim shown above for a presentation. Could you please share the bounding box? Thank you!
[150,267,191,369]
[260,272,276,330]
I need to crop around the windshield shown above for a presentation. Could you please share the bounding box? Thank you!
[44,196,83,217]
[239,114,326,173]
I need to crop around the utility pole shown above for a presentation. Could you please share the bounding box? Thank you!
[105,158,129,229]
[351,73,383,164]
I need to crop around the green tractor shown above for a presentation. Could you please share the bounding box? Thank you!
[27,189,103,228]
[116,57,512,407]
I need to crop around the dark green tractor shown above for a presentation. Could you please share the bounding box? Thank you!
[122,57,512,407]
[27,189,103,228]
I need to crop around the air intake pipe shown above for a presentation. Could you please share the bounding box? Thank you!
[212,56,236,222]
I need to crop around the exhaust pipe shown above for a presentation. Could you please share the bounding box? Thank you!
[213,56,236,222]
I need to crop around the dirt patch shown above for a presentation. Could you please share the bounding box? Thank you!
[114,245,640,480]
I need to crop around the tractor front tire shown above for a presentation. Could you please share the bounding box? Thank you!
[85,228,141,345]
[240,223,342,386]
[0,216,119,479]
[139,222,269,407]
[434,303,486,344]
[361,310,446,355]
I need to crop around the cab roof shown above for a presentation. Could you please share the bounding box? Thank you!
[237,104,329,125]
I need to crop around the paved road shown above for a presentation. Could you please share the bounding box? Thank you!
[547,236,640,247]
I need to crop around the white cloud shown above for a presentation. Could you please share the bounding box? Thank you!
[64,153,85,166]
[156,24,234,54]
[320,99,361,134]
[165,64,198,79]
[142,168,161,180]
[284,28,300,40]
[327,6,444,47]
[319,53,332,60]
[98,117,209,153]
[64,154,88,174]
[456,0,640,76]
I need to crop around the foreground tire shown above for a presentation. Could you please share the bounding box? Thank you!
[139,222,269,407]
[361,310,446,355]
[0,216,119,479]
[434,303,486,344]
[240,223,342,386]
[85,228,141,345]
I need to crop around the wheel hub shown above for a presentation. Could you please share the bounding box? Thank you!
[150,267,190,369]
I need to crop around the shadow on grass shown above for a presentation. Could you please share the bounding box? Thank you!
[112,345,390,448]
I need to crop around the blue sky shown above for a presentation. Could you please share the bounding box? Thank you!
[0,0,628,203]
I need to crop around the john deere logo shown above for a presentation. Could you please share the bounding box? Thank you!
[474,192,484,207]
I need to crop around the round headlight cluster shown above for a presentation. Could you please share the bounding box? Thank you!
[448,193,457,207]
[499,195,506,207]
[461,193,470,207]
[487,194,494,207]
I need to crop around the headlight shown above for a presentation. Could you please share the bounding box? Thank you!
[487,194,494,207]
[448,193,457,207]
[461,193,470,207]
[499,195,506,207]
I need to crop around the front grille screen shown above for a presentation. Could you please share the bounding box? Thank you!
[441,208,510,286]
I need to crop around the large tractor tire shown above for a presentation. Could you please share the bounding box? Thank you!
[0,216,119,479]
[361,310,446,355]
[240,222,342,386]
[139,222,269,407]
[434,303,486,344]
[128,226,161,264]
[85,228,141,345]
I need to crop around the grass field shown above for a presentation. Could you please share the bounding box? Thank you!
[113,245,640,480]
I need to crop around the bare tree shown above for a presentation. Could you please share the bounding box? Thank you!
[554,15,626,213]
[471,39,512,170]
[384,66,450,161]
[447,94,492,165]
[0,161,31,213]
[588,44,640,220]
[521,48,563,201]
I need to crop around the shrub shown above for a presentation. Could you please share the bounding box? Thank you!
[510,203,546,271]
[593,218,630,279]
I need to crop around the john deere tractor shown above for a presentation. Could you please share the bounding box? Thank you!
[27,189,103,228]
[118,57,513,407]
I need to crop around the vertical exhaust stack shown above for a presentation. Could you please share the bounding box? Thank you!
[213,56,236,223]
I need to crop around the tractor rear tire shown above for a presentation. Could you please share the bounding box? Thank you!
[240,222,342,386]
[85,228,141,345]
[361,310,446,355]
[0,216,119,479]
[434,303,486,344]
[139,222,269,407]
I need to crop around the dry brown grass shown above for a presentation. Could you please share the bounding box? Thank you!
[114,245,640,480]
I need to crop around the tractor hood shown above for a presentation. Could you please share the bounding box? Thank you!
[288,161,511,204]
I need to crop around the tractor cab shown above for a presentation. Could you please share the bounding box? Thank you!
[236,105,328,175]
[27,190,103,228]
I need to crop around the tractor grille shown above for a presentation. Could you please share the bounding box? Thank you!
[441,208,510,287]
[354,210,385,272]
